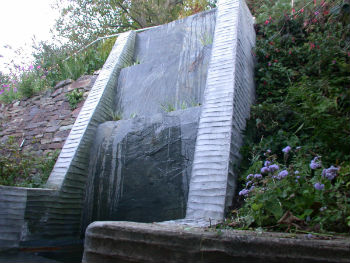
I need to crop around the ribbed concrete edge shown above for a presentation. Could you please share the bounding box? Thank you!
[82,221,350,263]
[46,31,136,189]
[186,0,255,222]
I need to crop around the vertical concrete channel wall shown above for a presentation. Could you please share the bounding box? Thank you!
[47,31,136,189]
[0,31,136,250]
[185,0,255,223]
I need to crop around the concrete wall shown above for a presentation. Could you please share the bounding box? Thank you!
[0,186,57,251]
[185,0,255,223]
[83,221,350,263]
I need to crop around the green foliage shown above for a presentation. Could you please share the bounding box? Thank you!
[17,70,47,98]
[55,0,181,46]
[230,148,350,233]
[66,89,84,109]
[110,110,123,121]
[233,1,350,233]
[200,32,213,46]
[0,137,59,188]
[161,102,176,112]
[0,37,115,104]
[161,100,201,112]
[123,58,141,68]
[180,0,217,17]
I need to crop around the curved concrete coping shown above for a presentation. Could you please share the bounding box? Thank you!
[83,221,350,263]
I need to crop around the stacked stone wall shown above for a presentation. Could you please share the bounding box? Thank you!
[0,73,99,155]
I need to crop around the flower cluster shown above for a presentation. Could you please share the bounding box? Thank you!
[310,156,322,170]
[322,166,339,180]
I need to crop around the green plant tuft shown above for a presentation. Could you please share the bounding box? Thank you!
[66,89,84,109]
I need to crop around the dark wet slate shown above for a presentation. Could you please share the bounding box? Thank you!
[82,107,200,228]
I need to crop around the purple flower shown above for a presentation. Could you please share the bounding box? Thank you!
[269,164,279,172]
[246,181,253,187]
[246,174,253,180]
[296,176,300,179]
[254,174,262,179]
[28,65,34,70]
[277,170,288,179]
[294,170,300,174]
[314,11,319,16]
[314,182,324,190]
[310,157,321,170]
[239,189,250,196]
[0,89,4,95]
[264,160,271,167]
[282,146,291,154]
[322,166,339,180]
[250,185,255,191]
[261,166,269,174]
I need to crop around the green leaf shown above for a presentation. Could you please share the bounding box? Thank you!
[252,203,263,211]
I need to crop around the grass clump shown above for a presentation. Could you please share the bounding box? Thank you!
[66,89,84,109]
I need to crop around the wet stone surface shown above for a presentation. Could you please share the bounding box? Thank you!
[82,107,200,230]
[114,9,216,118]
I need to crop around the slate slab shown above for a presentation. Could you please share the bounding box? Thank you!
[82,107,201,231]
[114,9,216,118]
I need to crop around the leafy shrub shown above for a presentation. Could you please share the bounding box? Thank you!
[17,67,47,98]
[66,89,84,109]
[232,1,350,233]
[231,147,350,233]
[0,137,59,188]
[0,37,116,104]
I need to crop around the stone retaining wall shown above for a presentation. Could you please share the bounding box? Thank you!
[0,74,98,155]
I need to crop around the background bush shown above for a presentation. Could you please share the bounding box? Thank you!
[229,0,350,234]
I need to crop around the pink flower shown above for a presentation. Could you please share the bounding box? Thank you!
[0,89,4,95]
[309,42,315,50]
[264,20,269,25]
[301,8,304,13]
[28,65,34,70]
[37,65,41,69]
